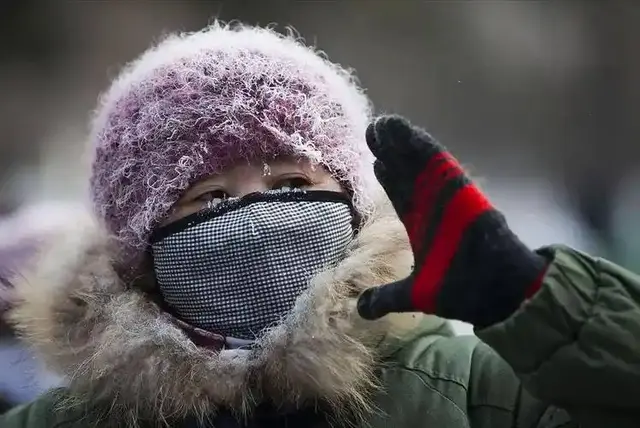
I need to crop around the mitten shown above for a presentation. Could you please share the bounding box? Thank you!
[357,115,549,328]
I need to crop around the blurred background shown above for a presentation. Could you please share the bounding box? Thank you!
[0,0,639,406]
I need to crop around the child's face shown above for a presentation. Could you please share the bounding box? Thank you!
[164,157,344,224]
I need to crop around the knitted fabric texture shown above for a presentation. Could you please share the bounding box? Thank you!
[89,23,376,263]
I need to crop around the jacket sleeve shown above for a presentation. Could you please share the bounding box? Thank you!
[475,245,640,427]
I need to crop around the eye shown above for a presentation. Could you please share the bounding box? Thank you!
[272,176,313,191]
[194,189,229,207]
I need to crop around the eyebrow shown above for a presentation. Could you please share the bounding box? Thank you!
[267,160,314,173]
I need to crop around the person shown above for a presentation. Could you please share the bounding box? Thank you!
[1,22,640,428]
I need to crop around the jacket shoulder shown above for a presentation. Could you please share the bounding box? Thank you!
[372,329,558,428]
[371,333,480,427]
[388,332,527,411]
[389,330,480,394]
[0,389,88,428]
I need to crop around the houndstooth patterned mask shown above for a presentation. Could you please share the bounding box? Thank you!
[150,190,356,341]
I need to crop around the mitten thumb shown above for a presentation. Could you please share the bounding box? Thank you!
[357,276,415,320]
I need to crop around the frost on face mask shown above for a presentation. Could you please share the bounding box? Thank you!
[268,187,305,194]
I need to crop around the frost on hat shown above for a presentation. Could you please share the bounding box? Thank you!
[89,22,377,263]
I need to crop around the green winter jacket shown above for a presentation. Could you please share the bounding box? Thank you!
[1,203,640,427]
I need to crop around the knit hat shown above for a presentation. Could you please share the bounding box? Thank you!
[89,23,377,264]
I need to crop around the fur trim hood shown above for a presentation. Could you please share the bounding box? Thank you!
[0,202,90,315]
[8,197,446,425]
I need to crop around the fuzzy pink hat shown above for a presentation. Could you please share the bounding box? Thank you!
[89,23,377,263]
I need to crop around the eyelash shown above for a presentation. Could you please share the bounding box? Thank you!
[195,190,228,205]
[275,176,313,191]
[194,176,313,205]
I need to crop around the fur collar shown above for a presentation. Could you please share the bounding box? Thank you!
[8,197,446,425]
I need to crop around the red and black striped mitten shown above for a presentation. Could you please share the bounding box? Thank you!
[357,116,549,328]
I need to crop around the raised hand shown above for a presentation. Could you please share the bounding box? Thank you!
[358,116,548,328]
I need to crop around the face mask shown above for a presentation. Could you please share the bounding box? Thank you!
[150,190,356,342]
